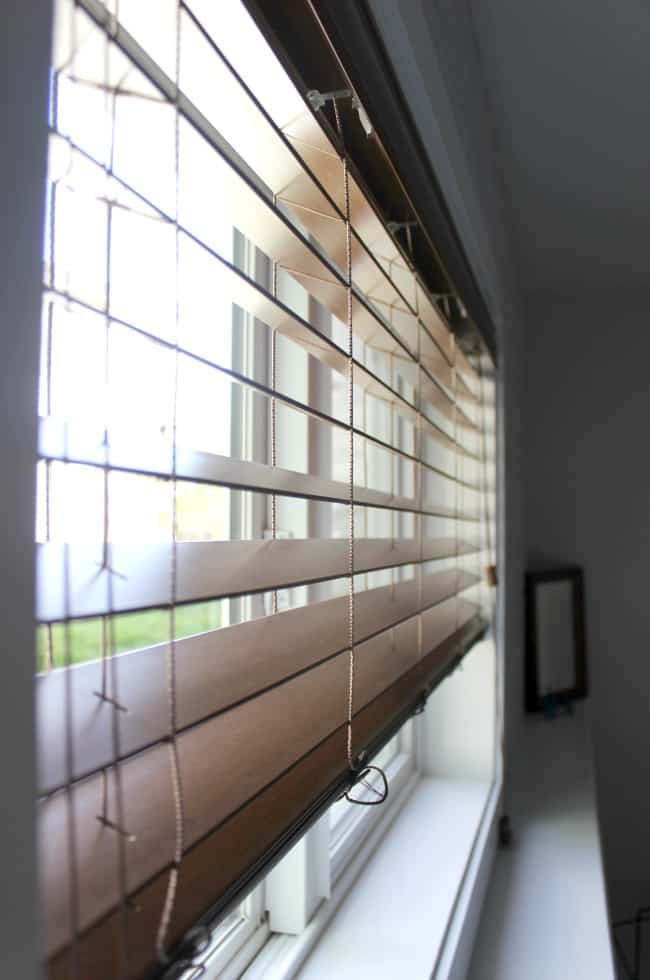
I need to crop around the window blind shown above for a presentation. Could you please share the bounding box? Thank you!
[37,1,496,977]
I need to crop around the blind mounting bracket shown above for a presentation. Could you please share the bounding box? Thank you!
[306,88,373,136]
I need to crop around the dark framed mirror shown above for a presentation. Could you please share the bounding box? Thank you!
[525,566,587,713]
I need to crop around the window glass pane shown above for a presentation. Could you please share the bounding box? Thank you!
[36,600,225,672]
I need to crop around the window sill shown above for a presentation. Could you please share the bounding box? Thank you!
[466,705,615,980]
[243,775,500,980]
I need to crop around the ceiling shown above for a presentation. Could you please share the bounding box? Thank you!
[468,0,650,296]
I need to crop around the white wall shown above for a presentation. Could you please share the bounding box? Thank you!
[525,288,650,937]
[422,637,496,782]
[0,2,52,977]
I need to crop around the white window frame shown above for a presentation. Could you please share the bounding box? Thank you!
[169,628,502,980]
[198,891,269,980]
[241,630,500,980]
[242,732,423,980]
[263,715,419,941]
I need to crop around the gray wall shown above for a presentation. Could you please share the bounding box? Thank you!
[464,0,650,297]
[440,0,650,947]
[1,2,52,977]
[525,288,650,929]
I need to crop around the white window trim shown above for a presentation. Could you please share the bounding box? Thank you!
[264,707,418,935]
[429,779,501,980]
[244,773,500,980]
[199,903,270,980]
[188,707,425,980]
[265,816,331,936]
[243,766,422,980]
[180,730,422,980]
[189,619,500,980]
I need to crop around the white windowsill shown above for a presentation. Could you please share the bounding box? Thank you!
[466,705,616,980]
[244,774,500,980]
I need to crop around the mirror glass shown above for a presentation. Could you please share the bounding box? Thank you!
[535,579,576,696]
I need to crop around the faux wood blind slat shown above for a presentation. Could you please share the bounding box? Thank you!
[37,536,480,622]
[38,568,480,793]
[39,417,482,517]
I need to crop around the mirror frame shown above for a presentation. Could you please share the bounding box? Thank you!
[525,566,588,713]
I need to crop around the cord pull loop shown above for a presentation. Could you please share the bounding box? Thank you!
[345,764,388,807]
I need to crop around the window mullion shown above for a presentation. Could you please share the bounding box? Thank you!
[265,814,331,935]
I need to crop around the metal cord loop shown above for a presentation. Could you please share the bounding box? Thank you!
[345,764,389,806]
